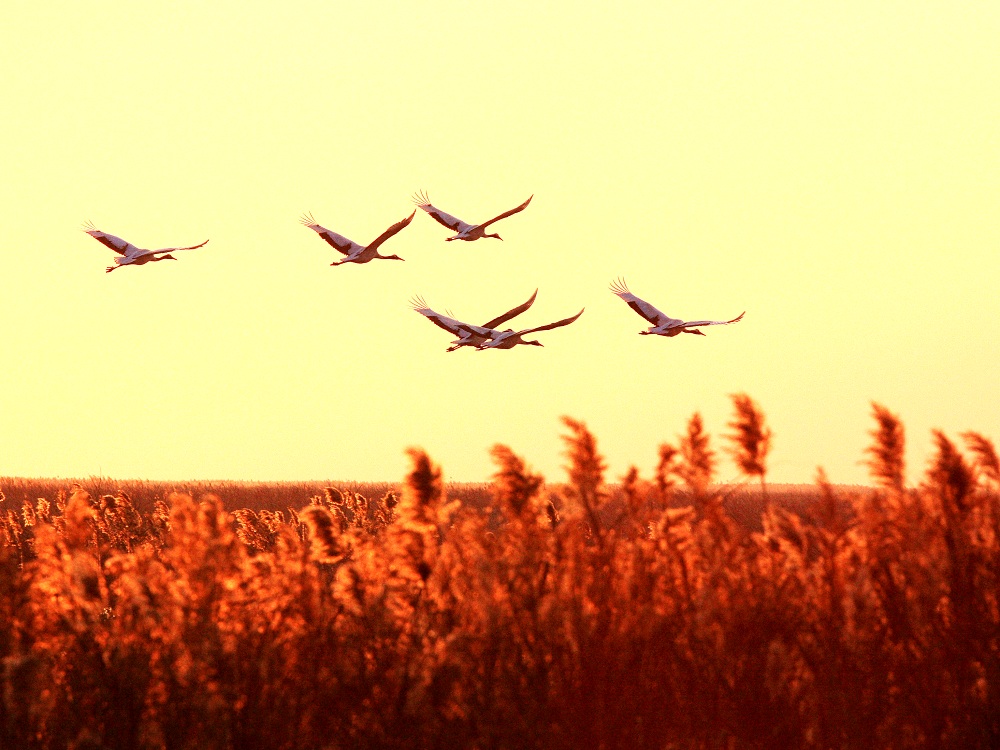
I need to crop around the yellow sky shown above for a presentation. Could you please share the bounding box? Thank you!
[1,1,998,485]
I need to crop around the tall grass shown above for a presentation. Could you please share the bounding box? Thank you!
[0,398,997,749]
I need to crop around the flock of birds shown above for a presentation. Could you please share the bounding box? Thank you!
[84,191,745,350]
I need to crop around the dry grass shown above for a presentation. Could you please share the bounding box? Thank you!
[0,399,998,749]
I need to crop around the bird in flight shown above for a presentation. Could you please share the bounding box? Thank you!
[300,210,414,265]
[410,290,538,351]
[411,190,532,242]
[610,278,744,337]
[478,307,584,349]
[83,221,208,273]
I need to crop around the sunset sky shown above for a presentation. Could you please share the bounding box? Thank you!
[2,1,998,487]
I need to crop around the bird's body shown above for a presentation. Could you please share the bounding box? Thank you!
[412,190,532,242]
[83,222,208,273]
[300,211,414,265]
[610,278,744,336]
[411,290,538,351]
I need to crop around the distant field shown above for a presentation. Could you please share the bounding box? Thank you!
[0,475,859,530]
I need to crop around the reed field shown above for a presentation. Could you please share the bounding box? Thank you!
[1,396,998,749]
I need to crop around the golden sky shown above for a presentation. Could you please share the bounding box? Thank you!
[2,1,998,485]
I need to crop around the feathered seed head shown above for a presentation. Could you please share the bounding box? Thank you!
[403,447,443,515]
[300,505,345,564]
[491,444,544,518]
[865,402,906,493]
[656,442,679,496]
[678,412,715,495]
[560,416,606,498]
[962,431,999,487]
[725,393,772,479]
[928,430,972,514]
[63,488,96,550]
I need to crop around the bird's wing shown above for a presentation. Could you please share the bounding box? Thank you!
[366,210,416,252]
[482,288,538,329]
[300,213,362,256]
[84,227,141,257]
[479,195,533,230]
[411,297,493,337]
[517,308,585,336]
[411,190,474,234]
[609,278,679,327]
[680,312,746,328]
[145,239,210,256]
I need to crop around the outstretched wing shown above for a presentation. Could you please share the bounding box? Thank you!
[410,297,493,337]
[480,195,533,230]
[483,289,538,329]
[680,311,746,329]
[609,278,679,327]
[411,190,474,234]
[518,308,585,336]
[83,223,141,256]
[367,210,415,253]
[144,239,209,256]
[300,213,363,256]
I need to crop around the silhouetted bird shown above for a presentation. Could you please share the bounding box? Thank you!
[300,210,414,265]
[411,289,538,351]
[477,308,584,349]
[610,278,744,337]
[83,221,208,273]
[411,190,531,242]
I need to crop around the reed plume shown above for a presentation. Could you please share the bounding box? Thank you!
[390,447,444,582]
[62,487,95,550]
[655,442,679,502]
[677,412,715,498]
[865,402,906,493]
[725,393,772,500]
[928,429,973,513]
[560,416,607,541]
[490,444,544,520]
[618,465,653,534]
[300,504,347,564]
[962,431,1000,488]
